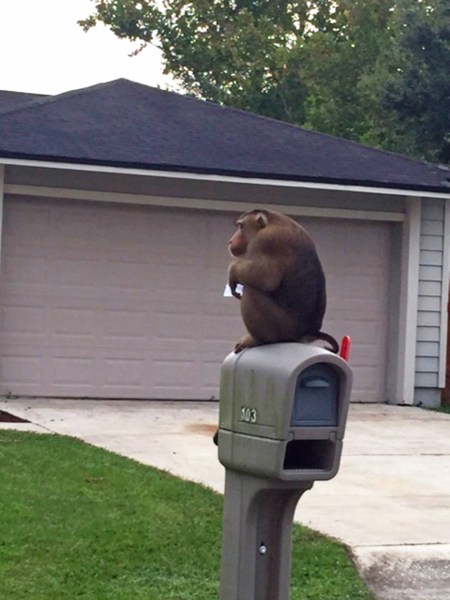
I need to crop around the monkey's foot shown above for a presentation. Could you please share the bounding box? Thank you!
[234,334,260,353]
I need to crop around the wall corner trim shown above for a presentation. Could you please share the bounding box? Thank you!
[395,197,421,404]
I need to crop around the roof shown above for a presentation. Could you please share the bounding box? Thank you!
[0,90,48,112]
[0,78,448,194]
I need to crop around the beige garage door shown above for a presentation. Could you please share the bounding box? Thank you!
[0,197,391,401]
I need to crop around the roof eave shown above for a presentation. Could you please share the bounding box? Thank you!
[1,155,449,199]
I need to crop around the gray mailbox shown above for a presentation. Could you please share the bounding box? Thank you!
[218,342,353,600]
[218,342,352,481]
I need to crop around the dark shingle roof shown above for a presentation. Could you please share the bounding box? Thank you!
[0,90,48,112]
[0,78,448,193]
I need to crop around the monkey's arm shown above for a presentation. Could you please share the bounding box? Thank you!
[228,257,282,295]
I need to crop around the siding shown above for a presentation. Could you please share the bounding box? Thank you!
[416,199,445,387]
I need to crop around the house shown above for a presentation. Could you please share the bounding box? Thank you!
[0,78,449,406]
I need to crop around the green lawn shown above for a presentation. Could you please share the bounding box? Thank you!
[0,430,374,599]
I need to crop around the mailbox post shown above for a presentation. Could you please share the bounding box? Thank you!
[217,343,352,600]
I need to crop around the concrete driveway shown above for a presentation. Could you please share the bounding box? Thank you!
[1,398,449,600]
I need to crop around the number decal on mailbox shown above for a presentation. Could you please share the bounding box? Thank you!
[240,406,258,424]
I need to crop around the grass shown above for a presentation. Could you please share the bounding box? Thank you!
[0,430,375,600]
[424,404,450,415]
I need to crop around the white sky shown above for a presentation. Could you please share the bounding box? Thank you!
[0,0,174,95]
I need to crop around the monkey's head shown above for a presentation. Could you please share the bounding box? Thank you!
[229,210,269,257]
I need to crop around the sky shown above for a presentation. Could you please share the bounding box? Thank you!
[0,0,174,95]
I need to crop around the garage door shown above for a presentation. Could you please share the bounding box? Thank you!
[0,197,391,401]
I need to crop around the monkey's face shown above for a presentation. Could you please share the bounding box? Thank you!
[229,223,247,257]
[229,212,267,257]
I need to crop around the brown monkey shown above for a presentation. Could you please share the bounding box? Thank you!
[228,208,338,353]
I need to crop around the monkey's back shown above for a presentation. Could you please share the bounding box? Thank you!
[272,230,327,336]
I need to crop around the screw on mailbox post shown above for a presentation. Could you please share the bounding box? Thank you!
[217,342,352,600]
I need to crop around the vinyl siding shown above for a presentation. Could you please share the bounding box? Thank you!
[415,199,445,388]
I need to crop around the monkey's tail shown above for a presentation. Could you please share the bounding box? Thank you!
[301,331,340,354]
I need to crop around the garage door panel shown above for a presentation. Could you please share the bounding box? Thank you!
[345,273,384,296]
[98,215,152,247]
[202,299,244,349]
[54,206,103,241]
[0,198,390,401]
[2,255,49,287]
[3,203,51,242]
[0,352,43,389]
[101,309,149,344]
[150,359,207,399]
[50,308,151,348]
[151,213,206,252]
[155,266,202,295]
[1,304,45,338]
[103,262,154,291]
[351,367,381,402]
[51,356,97,389]
[203,310,242,335]
[46,241,103,261]
[52,258,105,289]
[101,357,147,391]
[46,348,148,398]
[199,361,225,399]
[204,265,227,288]
[154,302,200,340]
[51,307,99,342]
[330,295,384,313]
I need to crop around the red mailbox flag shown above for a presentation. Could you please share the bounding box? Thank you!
[339,336,352,362]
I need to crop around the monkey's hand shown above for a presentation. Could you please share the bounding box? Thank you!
[228,274,243,299]
[230,282,242,299]
[228,262,244,299]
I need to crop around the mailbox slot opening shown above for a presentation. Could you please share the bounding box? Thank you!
[283,439,335,471]
[292,364,339,427]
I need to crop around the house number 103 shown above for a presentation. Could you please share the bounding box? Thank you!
[240,406,258,424]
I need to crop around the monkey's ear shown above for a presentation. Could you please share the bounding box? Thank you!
[256,212,269,228]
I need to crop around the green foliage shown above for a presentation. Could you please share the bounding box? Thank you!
[301,0,395,140]
[369,0,450,163]
[81,1,311,123]
[427,403,450,414]
[79,0,449,163]
[0,430,374,599]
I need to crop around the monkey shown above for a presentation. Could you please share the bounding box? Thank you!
[213,208,338,445]
[227,208,339,354]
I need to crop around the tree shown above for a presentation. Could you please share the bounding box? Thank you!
[80,0,450,163]
[299,0,395,141]
[80,1,315,124]
[81,1,393,129]
[365,0,450,163]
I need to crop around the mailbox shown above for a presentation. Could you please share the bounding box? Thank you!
[218,343,352,481]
